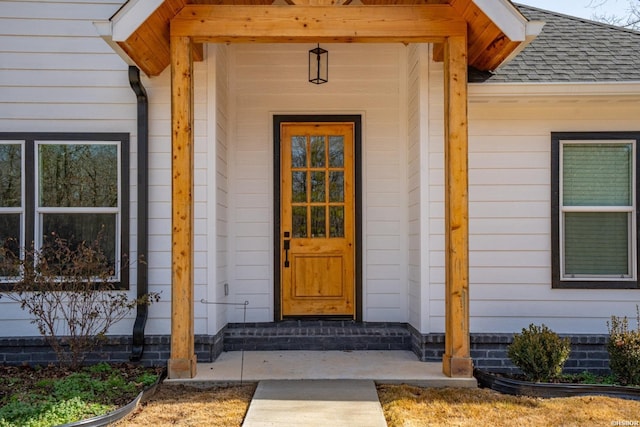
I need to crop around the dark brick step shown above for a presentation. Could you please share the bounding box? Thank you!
[223,320,412,352]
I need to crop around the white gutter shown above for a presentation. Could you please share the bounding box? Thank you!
[93,20,136,68]
[473,0,529,41]
[469,81,640,98]
[495,20,545,69]
[111,0,164,42]
[472,0,545,69]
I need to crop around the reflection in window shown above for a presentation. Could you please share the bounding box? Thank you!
[288,132,348,240]
[0,143,22,277]
[311,172,325,203]
[311,136,325,167]
[330,206,344,238]
[0,144,22,208]
[39,144,117,208]
[292,206,307,238]
[329,171,344,202]
[292,171,307,203]
[311,206,326,237]
[42,213,117,268]
[329,136,344,167]
[0,134,128,285]
[291,136,306,168]
[0,214,20,276]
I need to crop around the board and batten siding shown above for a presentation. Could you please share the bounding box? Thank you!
[0,0,139,336]
[228,43,409,322]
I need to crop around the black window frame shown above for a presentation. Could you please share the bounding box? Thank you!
[0,132,130,289]
[551,131,640,289]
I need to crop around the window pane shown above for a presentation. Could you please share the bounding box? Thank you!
[292,206,307,238]
[310,136,325,167]
[311,206,326,238]
[564,212,629,276]
[329,136,344,167]
[0,214,20,276]
[329,206,344,238]
[0,144,21,208]
[563,143,632,206]
[329,171,344,202]
[39,144,118,208]
[292,171,307,203]
[42,213,116,266]
[311,172,325,203]
[291,136,306,168]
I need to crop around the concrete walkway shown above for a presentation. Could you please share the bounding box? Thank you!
[242,380,387,427]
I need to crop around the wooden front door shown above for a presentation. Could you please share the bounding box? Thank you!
[280,122,355,317]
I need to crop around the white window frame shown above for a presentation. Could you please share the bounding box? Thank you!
[559,139,637,282]
[34,140,123,281]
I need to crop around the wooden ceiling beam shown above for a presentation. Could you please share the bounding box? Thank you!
[170,5,466,43]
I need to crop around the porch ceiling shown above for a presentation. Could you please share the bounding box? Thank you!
[113,0,530,77]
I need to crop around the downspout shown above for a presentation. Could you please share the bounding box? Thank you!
[128,66,149,362]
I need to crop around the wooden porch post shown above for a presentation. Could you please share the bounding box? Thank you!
[442,34,473,378]
[168,35,197,379]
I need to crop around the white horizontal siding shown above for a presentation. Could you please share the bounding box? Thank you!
[0,1,132,132]
[212,44,231,334]
[0,0,143,337]
[142,61,211,335]
[429,58,640,334]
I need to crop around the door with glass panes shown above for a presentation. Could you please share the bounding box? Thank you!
[280,122,355,317]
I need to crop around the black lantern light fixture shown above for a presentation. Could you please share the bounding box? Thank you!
[309,44,328,84]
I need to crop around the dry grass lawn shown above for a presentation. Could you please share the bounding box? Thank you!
[378,384,640,427]
[116,383,640,426]
[116,384,256,427]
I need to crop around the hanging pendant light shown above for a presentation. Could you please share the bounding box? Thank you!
[309,44,328,84]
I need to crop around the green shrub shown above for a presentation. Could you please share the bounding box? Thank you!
[507,324,571,382]
[607,307,640,386]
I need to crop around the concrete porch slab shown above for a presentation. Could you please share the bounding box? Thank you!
[165,350,477,388]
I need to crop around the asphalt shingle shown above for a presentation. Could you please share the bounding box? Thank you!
[469,4,640,83]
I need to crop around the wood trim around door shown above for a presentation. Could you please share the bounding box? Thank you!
[274,115,362,321]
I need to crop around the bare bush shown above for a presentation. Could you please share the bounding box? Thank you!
[0,233,159,369]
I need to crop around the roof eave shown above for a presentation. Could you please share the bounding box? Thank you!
[93,20,137,68]
[111,0,165,42]
[473,0,529,42]
[494,20,545,69]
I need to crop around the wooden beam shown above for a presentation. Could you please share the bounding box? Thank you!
[442,33,473,378]
[473,37,519,71]
[170,5,466,43]
[287,0,350,5]
[168,35,197,379]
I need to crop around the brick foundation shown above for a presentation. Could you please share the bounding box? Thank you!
[0,332,224,368]
[0,323,610,375]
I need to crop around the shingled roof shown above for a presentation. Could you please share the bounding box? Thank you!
[469,4,640,83]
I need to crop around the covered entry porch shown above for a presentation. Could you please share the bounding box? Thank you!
[105,0,537,379]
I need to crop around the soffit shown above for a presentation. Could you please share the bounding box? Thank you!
[114,0,526,76]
